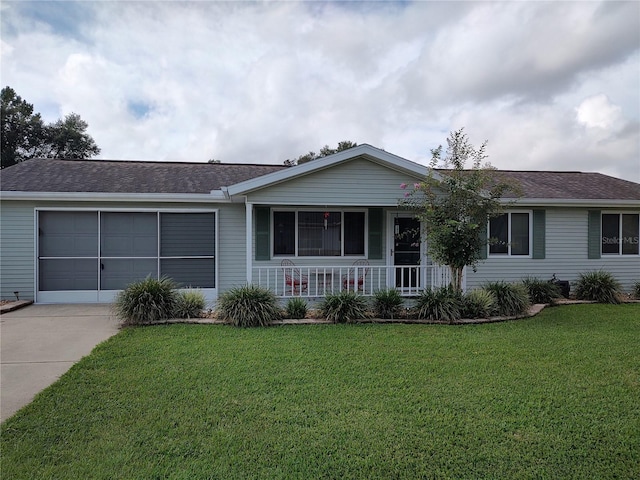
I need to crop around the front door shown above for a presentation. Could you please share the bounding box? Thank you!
[391,215,422,291]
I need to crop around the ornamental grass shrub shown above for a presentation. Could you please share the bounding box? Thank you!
[320,291,369,324]
[373,289,404,319]
[633,281,640,300]
[173,289,206,319]
[216,285,281,327]
[285,298,308,319]
[574,271,622,304]
[413,286,461,323]
[114,276,178,326]
[522,276,562,305]
[462,288,495,319]
[482,281,530,317]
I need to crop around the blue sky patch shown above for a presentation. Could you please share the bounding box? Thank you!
[11,1,94,41]
[127,100,153,119]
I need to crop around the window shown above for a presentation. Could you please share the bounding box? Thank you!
[602,213,639,255]
[489,212,531,256]
[273,210,365,257]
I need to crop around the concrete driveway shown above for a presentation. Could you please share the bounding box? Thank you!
[0,304,120,422]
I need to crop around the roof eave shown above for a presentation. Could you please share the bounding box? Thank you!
[507,197,640,208]
[0,191,229,203]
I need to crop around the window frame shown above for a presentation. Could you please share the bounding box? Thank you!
[601,212,640,256]
[488,210,533,258]
[271,208,367,258]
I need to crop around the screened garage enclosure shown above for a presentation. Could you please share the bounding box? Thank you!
[37,210,216,303]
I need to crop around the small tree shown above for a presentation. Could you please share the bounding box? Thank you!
[401,129,518,292]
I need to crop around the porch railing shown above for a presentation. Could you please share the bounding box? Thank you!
[254,264,460,298]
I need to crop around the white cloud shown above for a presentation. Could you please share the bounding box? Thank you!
[1,0,638,181]
[576,94,623,130]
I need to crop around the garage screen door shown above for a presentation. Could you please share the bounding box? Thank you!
[38,211,215,298]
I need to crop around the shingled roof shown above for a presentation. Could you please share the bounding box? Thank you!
[491,170,640,200]
[0,158,288,194]
[1,158,638,201]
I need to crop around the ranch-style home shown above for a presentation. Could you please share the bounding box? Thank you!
[0,144,638,304]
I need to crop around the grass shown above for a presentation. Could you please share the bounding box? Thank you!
[2,304,639,479]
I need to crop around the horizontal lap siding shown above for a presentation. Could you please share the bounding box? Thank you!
[217,204,247,291]
[246,158,422,205]
[0,201,36,300]
[466,208,640,292]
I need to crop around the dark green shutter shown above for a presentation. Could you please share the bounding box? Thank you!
[368,208,383,260]
[532,210,546,259]
[255,207,270,261]
[587,210,601,259]
[478,220,488,260]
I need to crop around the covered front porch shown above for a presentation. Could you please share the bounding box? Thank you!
[253,263,461,298]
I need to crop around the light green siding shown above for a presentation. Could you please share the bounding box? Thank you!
[467,208,640,292]
[246,158,421,205]
[217,203,248,291]
[0,201,36,300]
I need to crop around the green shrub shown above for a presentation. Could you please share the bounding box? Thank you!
[522,276,562,304]
[285,298,308,319]
[114,276,178,325]
[574,271,622,304]
[413,286,461,322]
[320,291,369,323]
[462,289,495,319]
[482,281,530,316]
[173,289,206,319]
[216,285,281,327]
[373,289,404,319]
[633,281,640,300]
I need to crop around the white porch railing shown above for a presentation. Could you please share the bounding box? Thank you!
[254,264,464,298]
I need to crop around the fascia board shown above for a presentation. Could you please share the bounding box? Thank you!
[225,144,435,196]
[505,197,640,208]
[0,191,229,203]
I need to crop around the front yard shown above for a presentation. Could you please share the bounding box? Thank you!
[1,304,639,479]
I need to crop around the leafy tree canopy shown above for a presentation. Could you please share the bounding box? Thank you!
[400,129,520,291]
[1,86,100,169]
[284,140,357,166]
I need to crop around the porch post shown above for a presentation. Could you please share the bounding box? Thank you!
[246,200,252,284]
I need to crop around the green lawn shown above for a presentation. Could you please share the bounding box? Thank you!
[2,304,639,479]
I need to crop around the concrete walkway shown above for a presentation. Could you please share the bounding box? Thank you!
[0,304,120,422]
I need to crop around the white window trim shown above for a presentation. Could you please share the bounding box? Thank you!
[488,210,533,258]
[271,208,368,258]
[601,211,640,256]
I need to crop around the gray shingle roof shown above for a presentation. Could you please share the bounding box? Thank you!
[0,158,288,194]
[1,158,638,201]
[491,170,640,200]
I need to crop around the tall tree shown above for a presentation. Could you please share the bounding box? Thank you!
[1,86,46,168]
[44,113,100,159]
[284,140,357,166]
[400,129,519,292]
[1,86,100,168]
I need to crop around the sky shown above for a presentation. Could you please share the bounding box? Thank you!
[1,1,639,182]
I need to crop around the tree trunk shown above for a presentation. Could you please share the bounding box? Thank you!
[449,265,463,293]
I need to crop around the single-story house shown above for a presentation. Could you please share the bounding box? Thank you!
[1,144,638,304]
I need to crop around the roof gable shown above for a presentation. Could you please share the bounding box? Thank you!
[225,144,433,196]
